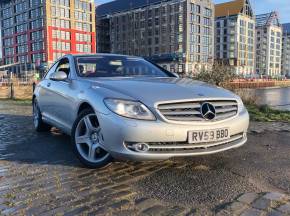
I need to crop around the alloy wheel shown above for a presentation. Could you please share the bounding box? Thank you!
[75,114,109,163]
[33,101,40,128]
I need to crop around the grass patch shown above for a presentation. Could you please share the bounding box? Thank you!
[246,104,290,122]
[0,98,32,105]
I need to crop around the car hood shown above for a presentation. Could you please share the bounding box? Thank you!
[88,77,238,107]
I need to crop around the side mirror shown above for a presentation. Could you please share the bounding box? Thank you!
[172,72,180,78]
[50,71,68,81]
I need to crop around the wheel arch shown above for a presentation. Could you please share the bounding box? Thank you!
[77,102,94,115]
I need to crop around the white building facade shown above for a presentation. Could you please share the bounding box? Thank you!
[282,23,290,77]
[215,0,256,77]
[255,12,282,77]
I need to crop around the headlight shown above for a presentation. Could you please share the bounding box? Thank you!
[236,96,245,110]
[104,98,156,120]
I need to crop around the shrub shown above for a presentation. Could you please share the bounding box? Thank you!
[194,62,237,87]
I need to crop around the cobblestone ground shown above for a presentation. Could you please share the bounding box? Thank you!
[1,100,290,215]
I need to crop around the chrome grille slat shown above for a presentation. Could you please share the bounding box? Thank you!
[158,103,200,110]
[211,101,237,107]
[162,110,200,116]
[215,107,237,113]
[214,111,237,120]
[158,100,238,122]
[164,116,204,121]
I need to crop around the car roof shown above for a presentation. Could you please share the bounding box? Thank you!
[64,53,142,59]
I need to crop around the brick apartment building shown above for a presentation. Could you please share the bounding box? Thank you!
[0,0,96,72]
[96,0,215,75]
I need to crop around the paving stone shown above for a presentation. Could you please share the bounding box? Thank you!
[215,209,231,216]
[238,192,259,204]
[87,207,108,216]
[111,184,130,191]
[141,205,168,215]
[263,192,287,202]
[267,209,284,216]
[240,208,264,216]
[277,203,290,214]
[135,198,158,210]
[110,190,136,200]
[225,201,247,214]
[162,205,188,215]
[184,208,197,216]
[63,206,90,216]
[252,197,272,210]
[114,209,137,216]
[109,199,130,209]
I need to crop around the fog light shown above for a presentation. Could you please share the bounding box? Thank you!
[132,143,149,152]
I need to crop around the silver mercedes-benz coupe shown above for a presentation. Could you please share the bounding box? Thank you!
[33,54,249,168]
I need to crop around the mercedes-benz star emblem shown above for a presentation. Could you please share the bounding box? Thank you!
[201,102,216,120]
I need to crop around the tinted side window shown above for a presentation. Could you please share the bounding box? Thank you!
[55,58,70,76]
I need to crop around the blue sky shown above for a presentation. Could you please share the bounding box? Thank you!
[95,0,289,23]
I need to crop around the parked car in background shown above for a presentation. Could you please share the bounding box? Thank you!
[33,54,249,168]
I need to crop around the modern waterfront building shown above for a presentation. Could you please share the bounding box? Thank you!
[96,0,215,75]
[282,23,290,77]
[0,0,96,71]
[215,0,255,77]
[255,12,282,77]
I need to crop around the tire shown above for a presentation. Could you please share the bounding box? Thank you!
[33,99,52,132]
[71,108,112,168]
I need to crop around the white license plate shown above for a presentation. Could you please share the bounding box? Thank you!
[188,128,230,144]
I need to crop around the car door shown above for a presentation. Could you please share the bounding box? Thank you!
[41,57,77,133]
[38,61,59,120]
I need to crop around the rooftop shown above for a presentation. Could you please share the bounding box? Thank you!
[96,0,171,17]
[215,0,245,17]
[256,11,280,27]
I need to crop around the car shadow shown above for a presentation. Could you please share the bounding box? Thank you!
[0,114,81,167]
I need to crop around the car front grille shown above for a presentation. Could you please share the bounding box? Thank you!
[157,100,238,122]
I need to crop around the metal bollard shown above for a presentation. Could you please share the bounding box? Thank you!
[32,82,36,92]
[10,83,14,99]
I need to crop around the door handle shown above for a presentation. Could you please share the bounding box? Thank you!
[47,83,51,87]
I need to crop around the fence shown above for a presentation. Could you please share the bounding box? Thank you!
[227,80,290,89]
[0,74,35,100]
[0,83,34,100]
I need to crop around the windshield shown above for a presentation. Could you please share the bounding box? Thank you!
[75,56,172,78]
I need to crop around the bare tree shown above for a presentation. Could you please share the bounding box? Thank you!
[194,62,237,87]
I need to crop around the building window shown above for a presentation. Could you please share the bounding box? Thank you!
[30,7,43,19]
[32,42,44,51]
[15,2,28,13]
[30,0,43,7]
[16,24,28,33]
[204,8,212,17]
[31,30,43,40]
[30,19,43,29]
[75,0,91,11]
[17,44,28,54]
[17,34,28,44]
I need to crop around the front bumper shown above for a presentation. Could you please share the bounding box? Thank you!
[96,107,249,161]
